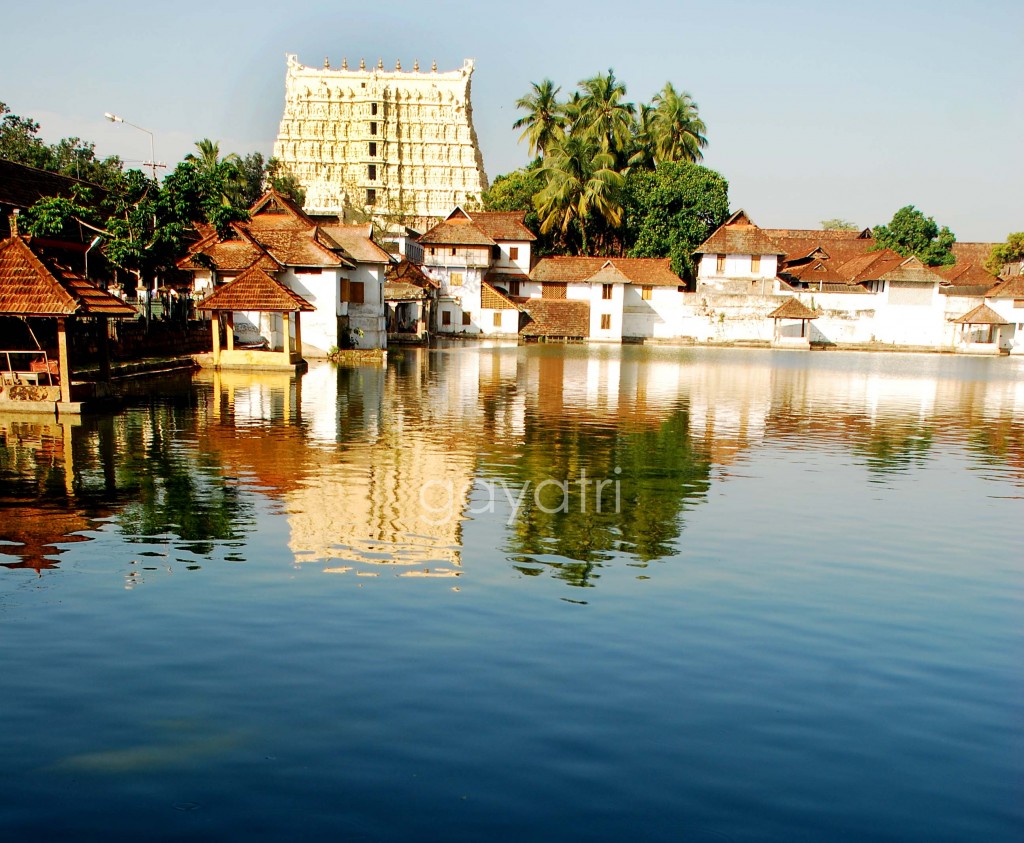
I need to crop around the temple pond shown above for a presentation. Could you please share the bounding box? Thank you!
[1,345,1021,842]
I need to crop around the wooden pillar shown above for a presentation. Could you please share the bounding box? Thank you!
[282,312,292,361]
[225,312,235,351]
[294,312,302,359]
[212,311,222,365]
[56,317,72,404]
[97,319,112,383]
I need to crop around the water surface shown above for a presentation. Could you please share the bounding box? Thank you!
[1,345,1021,842]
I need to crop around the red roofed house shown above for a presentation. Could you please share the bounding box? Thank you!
[418,207,535,336]
[522,257,685,341]
[178,191,392,354]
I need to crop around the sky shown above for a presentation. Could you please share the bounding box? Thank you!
[3,0,1021,242]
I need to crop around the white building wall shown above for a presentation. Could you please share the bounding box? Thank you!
[492,240,532,275]
[587,282,623,341]
[284,267,340,355]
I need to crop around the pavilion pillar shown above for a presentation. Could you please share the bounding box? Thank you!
[212,312,222,365]
[226,312,235,351]
[282,312,292,361]
[56,317,72,404]
[97,320,112,384]
[294,312,302,359]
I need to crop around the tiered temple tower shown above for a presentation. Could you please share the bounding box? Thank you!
[273,54,489,225]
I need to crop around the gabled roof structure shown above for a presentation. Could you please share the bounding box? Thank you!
[985,274,1024,299]
[530,257,681,286]
[0,236,136,317]
[767,298,820,320]
[695,210,786,256]
[195,265,314,313]
[480,281,521,311]
[519,299,590,339]
[418,207,535,247]
[952,303,1008,325]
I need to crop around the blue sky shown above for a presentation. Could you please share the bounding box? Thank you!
[3,0,1020,241]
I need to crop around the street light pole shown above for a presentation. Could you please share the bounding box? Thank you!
[104,112,159,181]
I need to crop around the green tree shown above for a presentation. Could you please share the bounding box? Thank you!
[512,79,565,158]
[535,134,624,255]
[984,233,1024,276]
[873,205,955,266]
[0,102,49,168]
[237,151,267,208]
[576,69,636,163]
[265,157,305,207]
[821,218,858,231]
[650,83,707,164]
[623,162,730,280]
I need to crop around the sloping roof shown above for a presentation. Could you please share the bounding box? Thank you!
[934,242,1000,289]
[767,298,820,320]
[176,227,279,272]
[196,265,314,312]
[952,303,1008,325]
[781,259,852,286]
[695,209,786,256]
[0,159,106,213]
[469,211,536,242]
[519,298,590,338]
[985,274,1024,298]
[384,281,429,301]
[247,190,316,230]
[763,227,873,241]
[418,217,496,247]
[0,236,136,317]
[480,281,521,310]
[319,223,393,264]
[530,256,682,287]
[484,269,530,288]
[387,258,437,288]
[879,256,944,283]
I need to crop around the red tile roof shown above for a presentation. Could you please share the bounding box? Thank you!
[530,256,681,287]
[695,210,786,256]
[519,298,591,338]
[469,211,536,242]
[768,298,820,320]
[319,223,393,264]
[952,303,1009,325]
[418,217,496,247]
[985,274,1024,299]
[387,258,437,288]
[0,236,136,317]
[196,265,314,312]
[418,207,534,246]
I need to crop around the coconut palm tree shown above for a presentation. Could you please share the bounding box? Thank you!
[512,79,565,158]
[627,103,658,170]
[576,70,636,162]
[186,139,246,204]
[650,83,707,164]
[534,134,624,254]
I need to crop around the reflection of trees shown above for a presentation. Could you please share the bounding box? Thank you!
[113,401,253,554]
[487,408,712,585]
[852,421,934,476]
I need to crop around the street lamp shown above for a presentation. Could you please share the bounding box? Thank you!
[104,112,161,180]
[84,235,102,281]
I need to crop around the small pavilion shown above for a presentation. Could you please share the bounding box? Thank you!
[767,298,820,349]
[951,304,1009,355]
[195,264,314,371]
[0,233,136,414]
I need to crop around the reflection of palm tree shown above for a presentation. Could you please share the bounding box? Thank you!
[512,79,565,158]
[650,83,707,164]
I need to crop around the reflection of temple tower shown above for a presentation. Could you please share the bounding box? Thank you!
[286,437,475,575]
[273,54,489,223]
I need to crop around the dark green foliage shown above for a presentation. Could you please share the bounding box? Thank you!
[984,233,1024,276]
[873,205,956,266]
[623,162,730,280]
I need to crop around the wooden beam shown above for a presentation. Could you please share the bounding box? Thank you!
[56,317,72,403]
[212,311,222,365]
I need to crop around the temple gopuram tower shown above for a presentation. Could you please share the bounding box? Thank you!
[273,54,489,225]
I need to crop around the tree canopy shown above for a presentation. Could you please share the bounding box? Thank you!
[873,205,956,266]
[984,233,1024,277]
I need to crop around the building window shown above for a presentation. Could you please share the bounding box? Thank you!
[600,314,612,330]
[370,122,378,136]
[429,247,436,255]
[508,280,520,296]
[365,189,376,205]
[349,281,365,304]
[451,247,457,256]
[450,272,464,286]
[442,310,451,326]
[716,254,726,273]
[751,255,761,274]
[602,284,613,300]
[371,102,378,116]
[369,142,377,157]
[641,285,653,300]
[462,311,471,325]
[368,164,377,181]
[509,246,519,261]
[493,312,502,327]
[543,282,567,300]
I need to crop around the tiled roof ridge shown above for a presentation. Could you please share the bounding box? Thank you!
[1,236,78,313]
